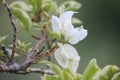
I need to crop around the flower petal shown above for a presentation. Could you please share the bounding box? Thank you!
[60,11,76,29]
[63,44,80,60]
[51,15,61,34]
[68,27,88,44]
[54,47,68,68]
[55,43,80,74]
[69,59,80,75]
[64,28,74,42]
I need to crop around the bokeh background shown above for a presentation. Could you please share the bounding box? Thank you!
[0,0,120,80]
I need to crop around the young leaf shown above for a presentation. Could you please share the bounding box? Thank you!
[0,35,8,46]
[72,17,82,25]
[17,40,31,53]
[60,1,82,11]
[43,0,58,14]
[82,59,100,80]
[94,65,119,80]
[28,0,37,13]
[62,69,74,80]
[9,1,32,11]
[12,7,32,31]
[36,0,42,9]
[74,74,82,80]
[39,60,62,75]
[111,72,120,80]
[44,74,62,80]
[47,29,61,41]
[0,48,19,60]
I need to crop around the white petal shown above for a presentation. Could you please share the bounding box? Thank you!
[55,43,80,74]
[64,28,74,42]
[54,47,68,68]
[51,15,61,34]
[63,20,74,33]
[63,16,74,31]
[63,44,80,60]
[60,11,76,29]
[69,59,80,75]
[68,28,88,44]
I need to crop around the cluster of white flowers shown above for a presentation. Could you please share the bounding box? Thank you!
[51,11,87,75]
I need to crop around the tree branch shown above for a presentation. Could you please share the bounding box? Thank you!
[0,64,54,75]
[26,68,54,75]
[4,2,18,63]
[19,38,44,70]
[32,46,57,64]
[0,1,57,76]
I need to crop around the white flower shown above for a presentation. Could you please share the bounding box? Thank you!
[54,43,80,75]
[51,11,87,44]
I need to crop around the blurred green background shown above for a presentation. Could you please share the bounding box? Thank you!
[0,0,120,80]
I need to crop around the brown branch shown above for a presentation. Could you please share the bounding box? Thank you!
[34,45,45,57]
[4,2,18,62]
[42,26,51,61]
[43,12,52,61]
[28,38,43,58]
[0,1,57,76]
[32,46,58,64]
[19,38,44,70]
[0,36,57,75]
[0,64,54,75]
[26,68,54,75]
[32,8,42,22]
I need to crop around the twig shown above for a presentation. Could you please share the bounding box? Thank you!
[4,2,18,62]
[43,12,52,61]
[19,38,44,70]
[28,38,43,58]
[42,26,51,61]
[31,34,40,40]
[34,45,45,57]
[26,68,54,75]
[0,38,57,74]
[32,46,57,64]
[0,64,54,75]
[0,1,57,76]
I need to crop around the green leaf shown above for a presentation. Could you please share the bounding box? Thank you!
[112,72,120,80]
[82,59,100,80]
[49,32,61,41]
[61,1,82,11]
[43,2,51,11]
[0,48,19,59]
[9,1,32,11]
[17,40,31,53]
[47,29,61,41]
[0,35,8,46]
[43,0,58,14]
[36,0,42,9]
[40,60,62,75]
[74,74,82,80]
[12,7,32,31]
[72,17,82,24]
[28,0,37,13]
[62,69,73,80]
[94,65,119,80]
[0,50,8,59]
[44,74,62,80]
